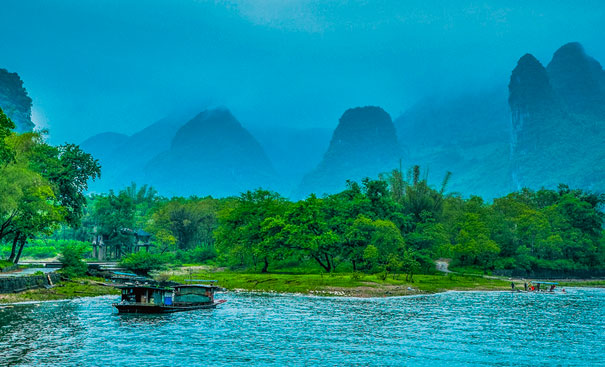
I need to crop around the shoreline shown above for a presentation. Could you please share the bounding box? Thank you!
[0,277,119,304]
[1,272,603,304]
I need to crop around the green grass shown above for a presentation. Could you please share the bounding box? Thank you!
[0,277,119,304]
[168,269,512,296]
[0,260,14,269]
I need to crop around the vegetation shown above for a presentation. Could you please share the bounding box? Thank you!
[1,107,604,294]
[119,252,172,275]
[0,277,119,304]
[0,107,100,265]
[65,166,604,280]
[59,243,89,277]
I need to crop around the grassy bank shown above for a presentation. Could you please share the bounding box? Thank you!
[0,277,119,304]
[167,268,512,297]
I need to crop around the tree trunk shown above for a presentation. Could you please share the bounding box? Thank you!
[324,254,334,273]
[312,254,331,272]
[8,233,20,262]
[261,257,269,273]
[13,236,27,264]
[352,259,357,272]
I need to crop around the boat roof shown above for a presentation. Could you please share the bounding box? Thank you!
[174,284,219,289]
[184,279,218,283]
[117,284,172,291]
[113,271,139,277]
[532,281,559,285]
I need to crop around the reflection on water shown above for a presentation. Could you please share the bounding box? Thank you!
[1,288,604,366]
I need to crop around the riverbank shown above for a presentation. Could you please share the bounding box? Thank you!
[2,270,603,303]
[0,277,119,304]
[166,268,515,297]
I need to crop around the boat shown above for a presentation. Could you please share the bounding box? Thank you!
[513,280,560,293]
[112,281,226,314]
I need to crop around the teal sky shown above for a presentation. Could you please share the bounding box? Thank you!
[1,0,604,143]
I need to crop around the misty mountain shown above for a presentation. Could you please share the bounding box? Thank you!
[296,106,403,198]
[81,115,188,192]
[510,42,605,192]
[0,68,34,132]
[394,87,512,199]
[77,42,605,200]
[145,108,277,197]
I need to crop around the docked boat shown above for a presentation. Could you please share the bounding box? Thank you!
[112,282,226,314]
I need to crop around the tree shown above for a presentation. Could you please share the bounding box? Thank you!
[149,198,219,251]
[93,191,135,258]
[29,143,100,226]
[215,189,286,272]
[59,243,89,277]
[279,195,340,272]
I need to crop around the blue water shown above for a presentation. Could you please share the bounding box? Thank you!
[1,288,604,366]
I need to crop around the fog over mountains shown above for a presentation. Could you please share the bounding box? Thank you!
[3,42,605,199]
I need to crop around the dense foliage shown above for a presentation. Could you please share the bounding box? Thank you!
[0,108,100,264]
[59,168,605,279]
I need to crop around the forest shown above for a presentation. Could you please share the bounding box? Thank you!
[1,107,604,278]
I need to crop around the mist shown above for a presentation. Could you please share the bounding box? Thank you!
[1,0,604,144]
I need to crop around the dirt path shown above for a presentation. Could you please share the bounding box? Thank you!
[435,259,452,273]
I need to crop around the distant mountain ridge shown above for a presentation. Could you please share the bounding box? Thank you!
[77,41,605,199]
[81,115,188,193]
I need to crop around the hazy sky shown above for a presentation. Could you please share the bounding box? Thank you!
[2,0,604,144]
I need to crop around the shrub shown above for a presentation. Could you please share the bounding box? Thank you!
[59,244,89,278]
[120,252,172,275]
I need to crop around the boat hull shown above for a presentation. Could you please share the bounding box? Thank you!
[113,300,226,314]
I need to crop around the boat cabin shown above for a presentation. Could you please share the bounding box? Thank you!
[173,284,220,305]
[119,285,174,306]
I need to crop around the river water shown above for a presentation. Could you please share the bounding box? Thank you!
[1,288,604,366]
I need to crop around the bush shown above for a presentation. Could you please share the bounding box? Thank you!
[120,252,172,275]
[59,244,89,278]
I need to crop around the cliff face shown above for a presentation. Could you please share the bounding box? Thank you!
[145,108,277,197]
[509,43,605,192]
[296,106,403,198]
[0,69,34,132]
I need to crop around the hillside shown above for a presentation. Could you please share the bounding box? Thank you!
[296,106,403,198]
[145,108,277,197]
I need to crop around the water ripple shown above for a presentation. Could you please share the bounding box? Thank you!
[0,288,604,366]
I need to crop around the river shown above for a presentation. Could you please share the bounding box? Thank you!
[1,288,604,366]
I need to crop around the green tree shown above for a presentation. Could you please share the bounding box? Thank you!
[215,189,286,272]
[93,191,135,258]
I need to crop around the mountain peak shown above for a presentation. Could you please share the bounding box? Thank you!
[509,53,557,116]
[547,42,605,115]
[147,108,276,197]
[296,106,402,198]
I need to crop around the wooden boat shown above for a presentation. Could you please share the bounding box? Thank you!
[112,282,226,314]
[512,281,560,293]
